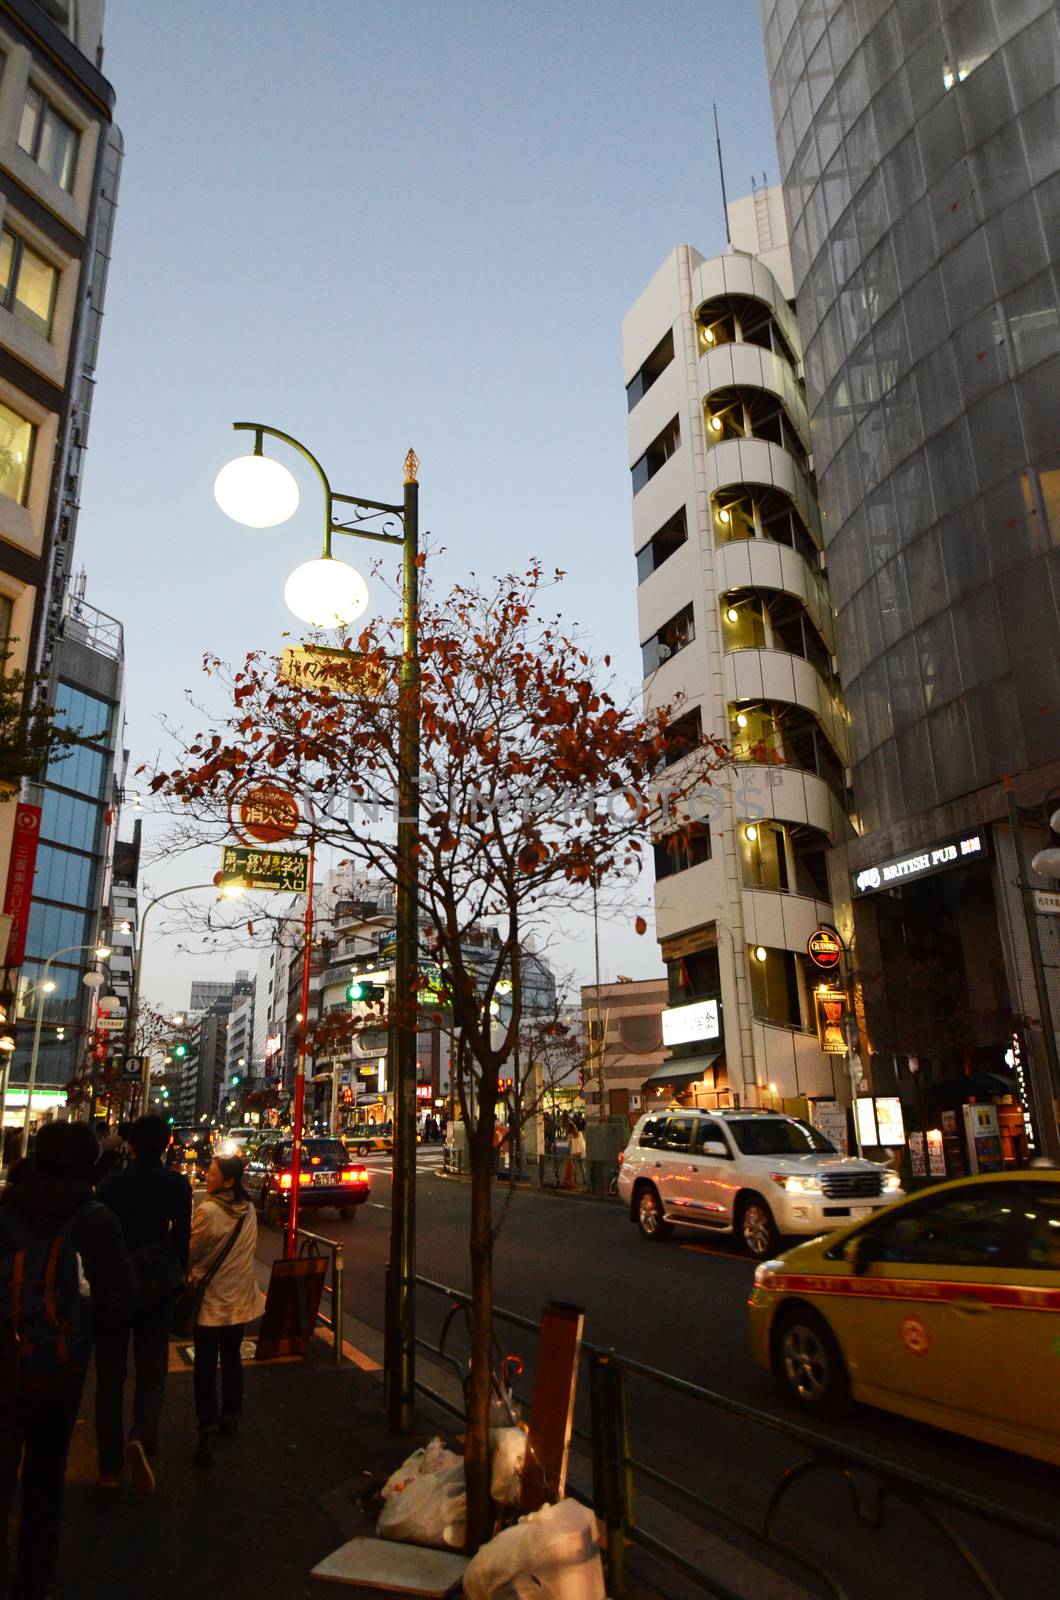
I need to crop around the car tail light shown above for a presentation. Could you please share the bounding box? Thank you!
[617,1151,624,1166]
[341,1168,368,1183]
[278,1173,292,1190]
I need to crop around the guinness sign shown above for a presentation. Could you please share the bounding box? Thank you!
[807,927,843,971]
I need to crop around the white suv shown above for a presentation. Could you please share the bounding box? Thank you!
[617,1109,902,1259]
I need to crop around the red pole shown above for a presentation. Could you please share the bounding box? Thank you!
[286,838,315,1260]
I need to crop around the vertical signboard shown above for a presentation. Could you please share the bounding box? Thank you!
[3,803,41,966]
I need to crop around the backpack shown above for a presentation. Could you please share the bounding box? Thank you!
[0,1203,95,1389]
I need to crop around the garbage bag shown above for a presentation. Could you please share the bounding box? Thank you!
[490,1426,528,1506]
[376,1460,467,1550]
[463,1499,604,1600]
[380,1436,462,1501]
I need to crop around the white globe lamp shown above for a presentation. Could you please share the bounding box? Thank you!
[284,556,369,628]
[214,453,300,528]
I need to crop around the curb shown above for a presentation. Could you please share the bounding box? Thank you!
[435,1169,621,1205]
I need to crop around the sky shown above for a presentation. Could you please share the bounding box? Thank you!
[73,0,780,1014]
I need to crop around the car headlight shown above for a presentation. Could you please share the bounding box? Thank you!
[770,1173,822,1194]
[753,1259,785,1289]
[882,1170,902,1191]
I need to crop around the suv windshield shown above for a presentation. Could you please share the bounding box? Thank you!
[725,1118,836,1156]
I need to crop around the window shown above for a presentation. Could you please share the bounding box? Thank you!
[0,228,57,337]
[1012,1185,1060,1272]
[654,822,712,879]
[726,1117,834,1156]
[53,684,112,742]
[40,788,101,853]
[748,946,803,1028]
[639,1115,666,1149]
[661,706,702,767]
[0,594,11,652]
[631,416,680,494]
[626,329,675,411]
[0,400,34,505]
[660,1116,696,1152]
[32,844,94,907]
[47,740,105,797]
[866,1187,1014,1268]
[642,602,694,675]
[636,508,688,582]
[18,86,79,192]
[666,945,720,1005]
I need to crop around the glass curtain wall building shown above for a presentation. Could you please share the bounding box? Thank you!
[761,0,1060,1156]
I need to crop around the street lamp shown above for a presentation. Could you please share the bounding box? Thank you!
[20,943,111,1155]
[214,420,420,1431]
[124,883,242,1116]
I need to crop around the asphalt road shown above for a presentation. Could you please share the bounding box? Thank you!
[256,1152,1058,1599]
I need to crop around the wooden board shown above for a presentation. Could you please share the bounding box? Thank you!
[256,1254,327,1360]
[520,1300,585,1512]
[311,1537,468,1595]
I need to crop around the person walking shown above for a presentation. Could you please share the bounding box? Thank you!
[568,1120,587,1187]
[94,1114,192,1496]
[187,1155,262,1468]
[0,1121,130,1600]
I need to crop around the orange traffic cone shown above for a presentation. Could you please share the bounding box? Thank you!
[563,1158,575,1190]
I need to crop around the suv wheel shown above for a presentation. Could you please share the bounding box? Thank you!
[738,1194,778,1259]
[775,1307,850,1416]
[636,1185,672,1242]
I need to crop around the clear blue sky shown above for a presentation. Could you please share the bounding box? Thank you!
[76,0,780,1012]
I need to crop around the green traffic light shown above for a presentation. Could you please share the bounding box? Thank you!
[173,1043,187,1058]
[346,981,368,1002]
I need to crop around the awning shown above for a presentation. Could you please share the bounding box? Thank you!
[644,1052,723,1088]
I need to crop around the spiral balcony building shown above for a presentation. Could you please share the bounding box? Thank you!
[623,185,854,1111]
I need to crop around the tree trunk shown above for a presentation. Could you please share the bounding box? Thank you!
[464,1122,495,1551]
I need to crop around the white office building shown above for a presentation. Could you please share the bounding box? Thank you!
[623,187,852,1110]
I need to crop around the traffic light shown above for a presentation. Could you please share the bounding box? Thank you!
[231,1072,242,1086]
[161,1088,169,1100]
[347,980,386,1003]
[173,1043,188,1059]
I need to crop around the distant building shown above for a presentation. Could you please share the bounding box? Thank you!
[188,978,234,1014]
[580,978,671,1118]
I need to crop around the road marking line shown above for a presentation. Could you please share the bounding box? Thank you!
[680,1241,741,1260]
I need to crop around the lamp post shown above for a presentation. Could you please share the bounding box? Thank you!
[22,941,111,1155]
[124,883,242,1121]
[214,423,420,1430]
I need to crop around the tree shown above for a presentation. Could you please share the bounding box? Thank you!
[0,647,83,792]
[148,561,727,1546]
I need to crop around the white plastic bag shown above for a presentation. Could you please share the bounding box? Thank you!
[464,1499,604,1600]
[490,1427,528,1506]
[380,1436,461,1501]
[376,1461,467,1550]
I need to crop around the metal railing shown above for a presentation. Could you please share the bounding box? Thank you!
[296,1227,345,1366]
[411,1275,1060,1600]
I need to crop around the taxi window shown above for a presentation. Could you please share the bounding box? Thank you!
[870,1187,1013,1268]
[660,1116,696,1152]
[1011,1186,1060,1272]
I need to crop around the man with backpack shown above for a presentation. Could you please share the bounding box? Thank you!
[0,1119,131,1600]
[94,1114,192,1497]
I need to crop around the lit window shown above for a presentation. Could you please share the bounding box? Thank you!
[0,401,34,505]
[0,229,57,337]
[18,86,79,192]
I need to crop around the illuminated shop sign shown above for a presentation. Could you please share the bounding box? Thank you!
[851,831,987,897]
[661,998,720,1047]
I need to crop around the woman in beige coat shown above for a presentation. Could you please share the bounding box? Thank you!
[187,1155,263,1467]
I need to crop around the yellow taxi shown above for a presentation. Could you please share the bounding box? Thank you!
[748,1170,1060,1465]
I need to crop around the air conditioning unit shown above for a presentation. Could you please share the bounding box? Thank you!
[657,642,673,662]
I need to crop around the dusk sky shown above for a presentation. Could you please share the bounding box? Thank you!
[75,0,780,1011]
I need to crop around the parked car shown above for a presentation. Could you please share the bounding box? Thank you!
[748,1170,1060,1465]
[617,1108,901,1258]
[344,1124,393,1156]
[243,1136,370,1225]
[165,1126,212,1181]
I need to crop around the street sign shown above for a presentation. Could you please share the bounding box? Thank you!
[1033,889,1060,915]
[97,1015,126,1032]
[807,927,843,970]
[230,781,301,846]
[279,645,389,698]
[219,844,309,893]
[121,1059,139,1079]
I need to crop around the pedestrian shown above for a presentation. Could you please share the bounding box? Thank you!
[94,1114,193,1497]
[568,1121,587,1187]
[0,1121,130,1600]
[187,1155,262,1468]
[92,1119,128,1187]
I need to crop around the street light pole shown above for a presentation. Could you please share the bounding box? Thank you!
[23,940,110,1155]
[215,425,421,1429]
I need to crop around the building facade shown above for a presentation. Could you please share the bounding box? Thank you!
[762,0,1060,1157]
[580,977,670,1117]
[623,190,852,1114]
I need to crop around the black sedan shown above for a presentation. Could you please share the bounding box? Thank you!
[244,1137,370,1225]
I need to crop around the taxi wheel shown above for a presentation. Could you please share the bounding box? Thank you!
[635,1185,673,1242]
[737,1195,779,1259]
[356,1143,371,1157]
[775,1307,850,1417]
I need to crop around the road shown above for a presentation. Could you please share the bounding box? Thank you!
[256,1150,1057,1598]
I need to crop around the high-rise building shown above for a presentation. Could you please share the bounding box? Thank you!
[761,0,1060,1156]
[623,189,851,1114]
[188,978,234,1014]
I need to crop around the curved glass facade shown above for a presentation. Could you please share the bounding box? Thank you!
[762,0,1060,832]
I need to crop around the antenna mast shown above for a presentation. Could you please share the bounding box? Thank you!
[714,102,731,245]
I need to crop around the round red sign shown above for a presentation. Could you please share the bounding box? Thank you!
[230,782,301,846]
[807,927,843,970]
